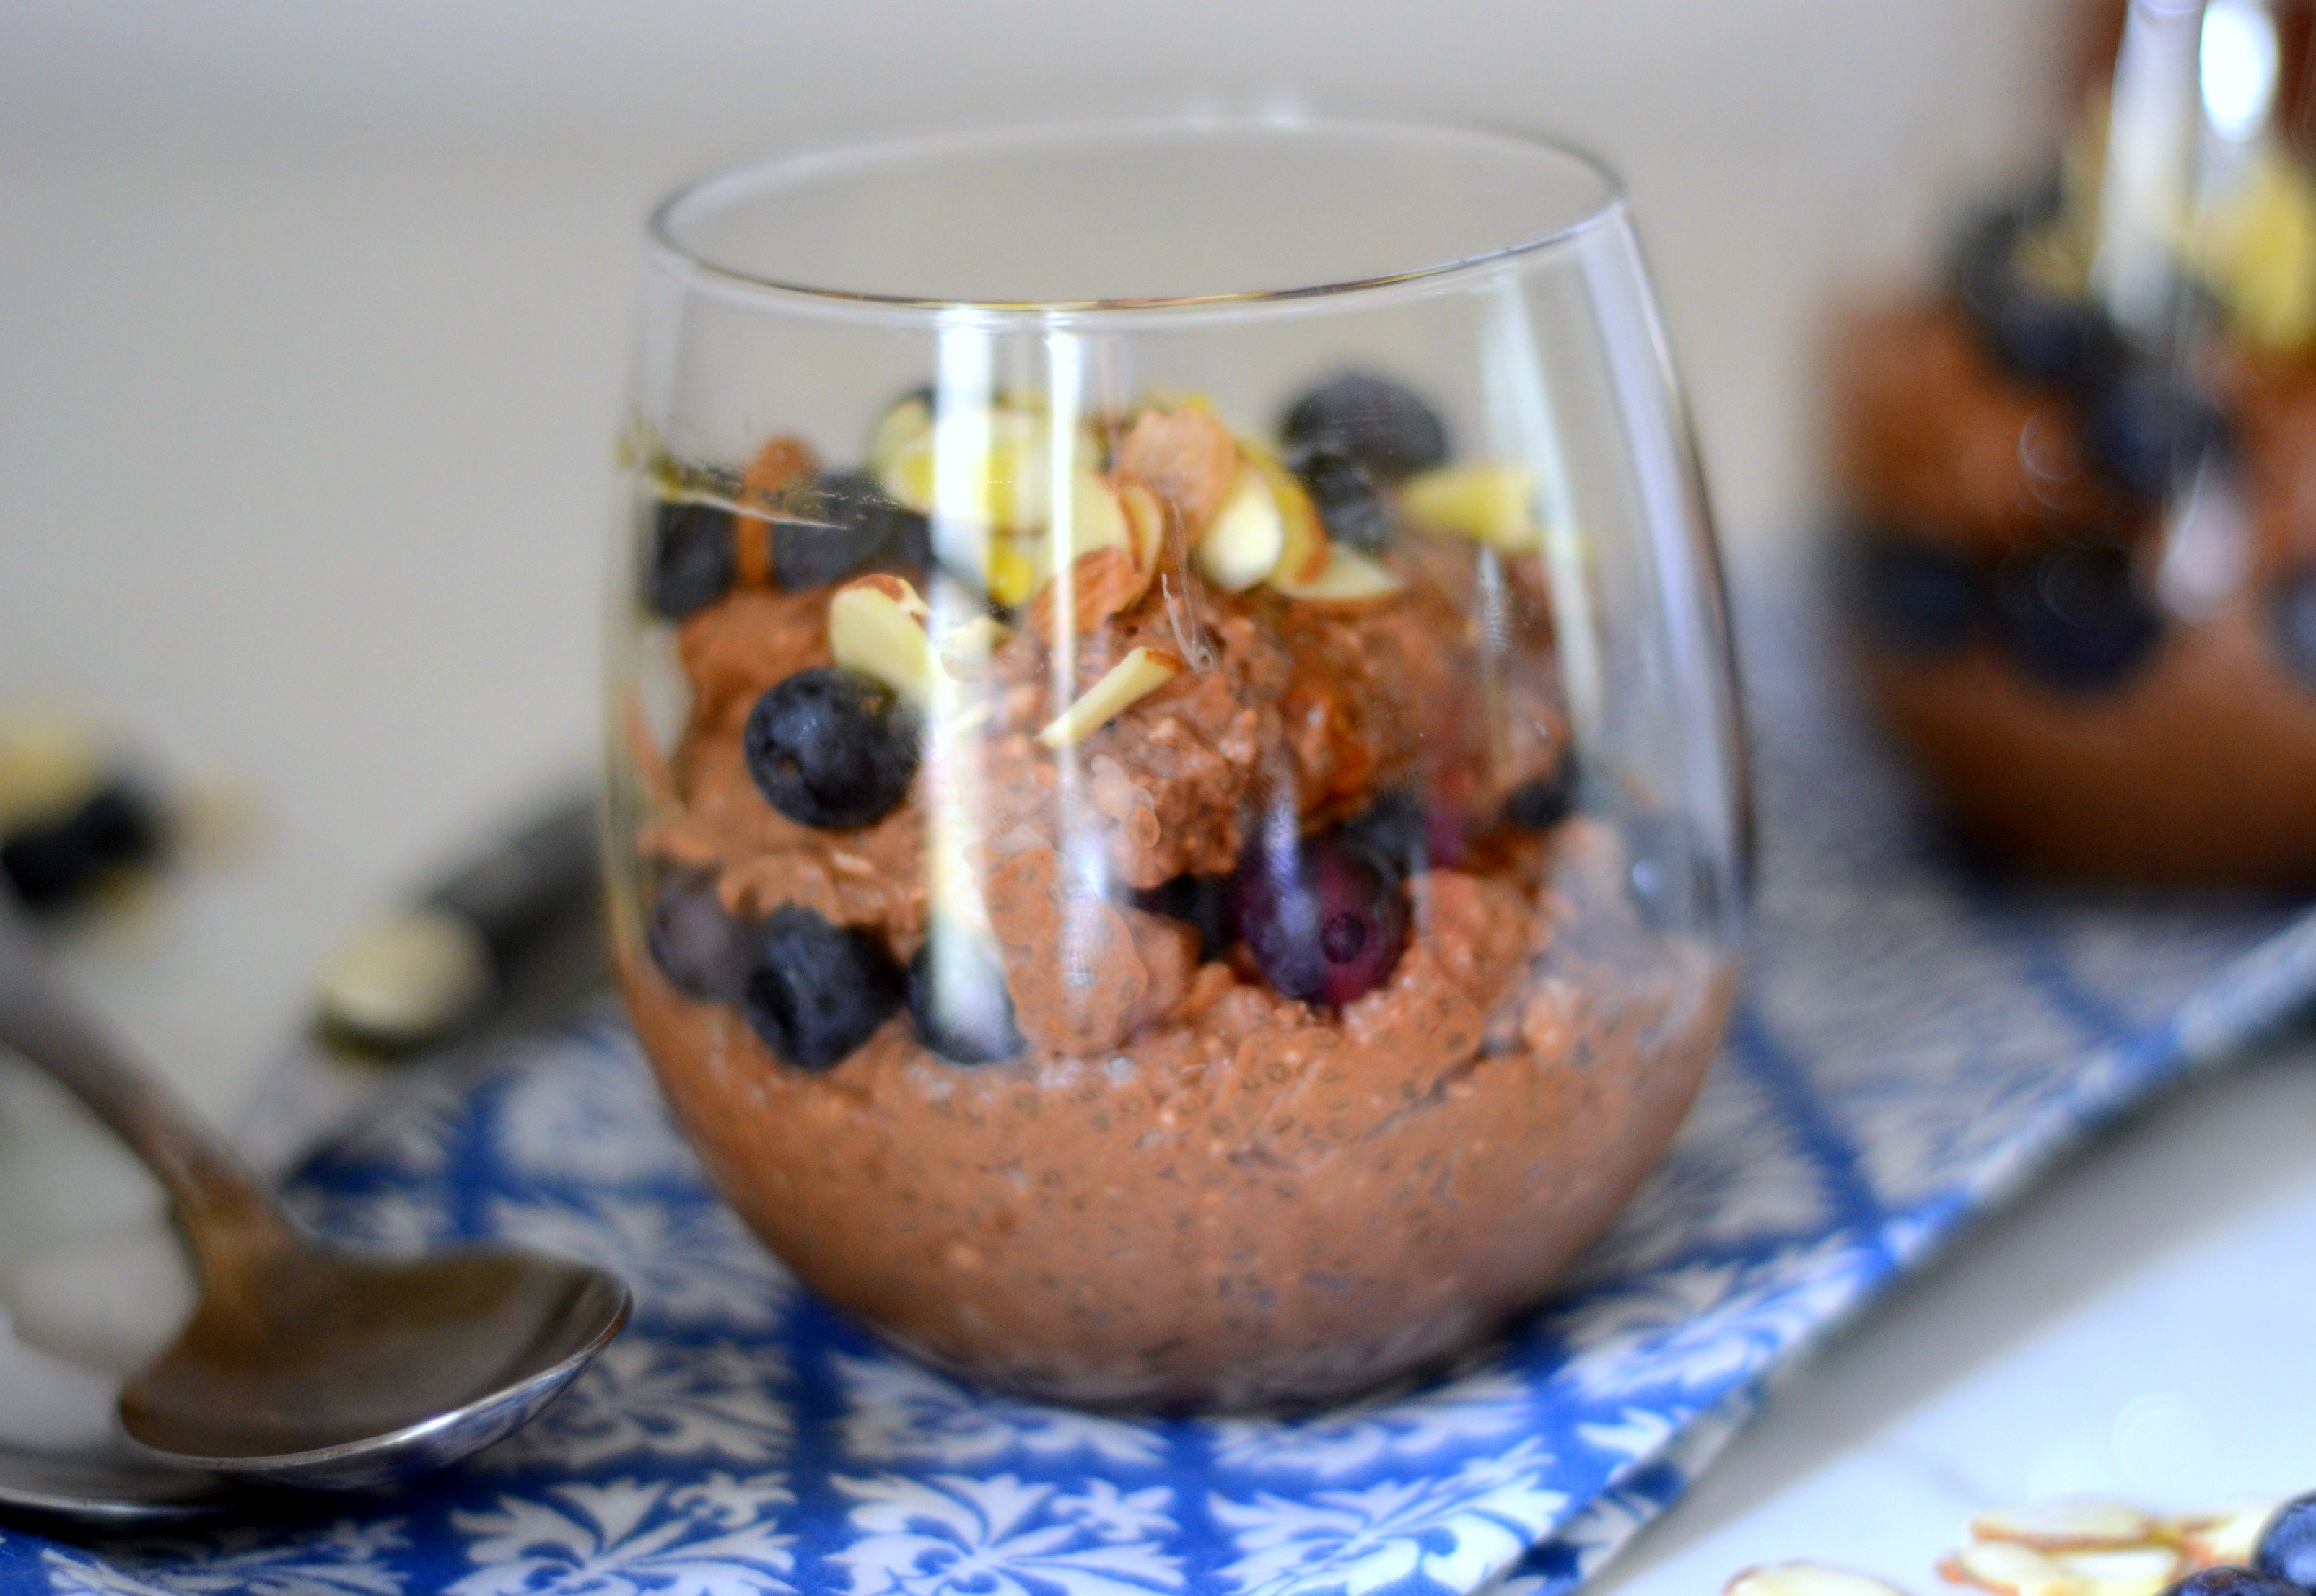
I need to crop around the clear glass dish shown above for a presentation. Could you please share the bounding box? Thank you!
[603,115,1747,1408]
[1829,0,2316,884]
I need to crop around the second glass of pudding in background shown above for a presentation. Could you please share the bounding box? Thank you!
[607,117,1747,1409]
[1832,0,2316,884]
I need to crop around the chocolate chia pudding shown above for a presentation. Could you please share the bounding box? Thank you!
[612,377,1734,1408]
[1827,12,2316,885]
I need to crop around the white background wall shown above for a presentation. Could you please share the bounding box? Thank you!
[0,0,2069,1106]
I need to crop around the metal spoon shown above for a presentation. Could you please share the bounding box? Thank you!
[0,906,629,1491]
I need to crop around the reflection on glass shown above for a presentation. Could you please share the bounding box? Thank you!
[605,118,1746,1408]
[1829,0,2316,885]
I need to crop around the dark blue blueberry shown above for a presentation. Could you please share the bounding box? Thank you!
[771,469,933,590]
[647,501,737,619]
[2164,1567,2304,1596]
[1132,873,1234,960]
[1281,371,1450,481]
[1505,758,1578,830]
[1343,781,1475,872]
[1624,811,1723,935]
[1,779,165,912]
[2257,1491,2316,1593]
[907,924,1026,1064]
[1232,830,1408,1005]
[743,903,905,1071]
[1950,203,2120,390]
[1287,442,1394,553]
[2271,570,2316,688]
[1990,540,2163,691]
[646,869,756,1004]
[2082,365,2229,504]
[743,667,921,831]
[1848,532,1984,654]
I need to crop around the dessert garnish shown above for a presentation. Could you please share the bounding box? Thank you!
[743,903,905,1071]
[1726,1491,2316,1596]
[743,667,921,830]
[1280,369,1451,479]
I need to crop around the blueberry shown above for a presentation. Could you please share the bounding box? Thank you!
[647,501,737,619]
[646,869,756,1004]
[743,903,904,1071]
[907,924,1026,1064]
[1624,811,1723,934]
[1,779,165,912]
[1343,788,1428,873]
[2257,1491,2316,1592]
[1505,758,1578,830]
[2164,1568,2304,1596]
[1132,873,1234,960]
[1232,830,1409,1005]
[2082,364,2229,504]
[2273,570,2316,687]
[1847,532,1984,654]
[743,667,921,831]
[1280,371,1450,481]
[1287,442,1394,553]
[771,468,933,590]
[1343,782,1472,873]
[1990,539,2162,691]
[1950,201,2120,390]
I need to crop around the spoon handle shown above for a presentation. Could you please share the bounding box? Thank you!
[0,904,288,1268]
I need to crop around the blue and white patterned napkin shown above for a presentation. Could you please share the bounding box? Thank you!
[10,582,2316,1596]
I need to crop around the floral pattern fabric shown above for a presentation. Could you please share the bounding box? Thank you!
[9,586,2316,1596]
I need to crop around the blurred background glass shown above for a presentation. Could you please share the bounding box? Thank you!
[1827,0,2316,882]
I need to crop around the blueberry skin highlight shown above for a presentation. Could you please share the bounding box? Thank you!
[743,667,921,832]
[1231,832,1409,1007]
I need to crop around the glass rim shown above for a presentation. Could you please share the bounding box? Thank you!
[643,112,1629,321]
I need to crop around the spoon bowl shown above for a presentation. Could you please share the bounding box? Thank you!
[121,1245,627,1489]
[0,905,630,1491]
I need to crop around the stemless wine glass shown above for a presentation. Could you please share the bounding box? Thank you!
[1830,0,2316,883]
[603,115,1747,1409]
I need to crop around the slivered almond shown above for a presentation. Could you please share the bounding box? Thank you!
[829,575,940,703]
[1117,478,1169,576]
[1943,1539,2074,1596]
[2175,1504,2278,1569]
[936,614,1013,672]
[1247,449,1329,584]
[1971,1503,2159,1553]
[1036,647,1184,747]
[1114,405,1239,534]
[2045,1546,2180,1596]
[1725,1564,1915,1596]
[1269,545,1404,605]
[1195,462,1288,591]
[1400,462,1544,552]
[1029,546,1155,641]
[868,393,933,476]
